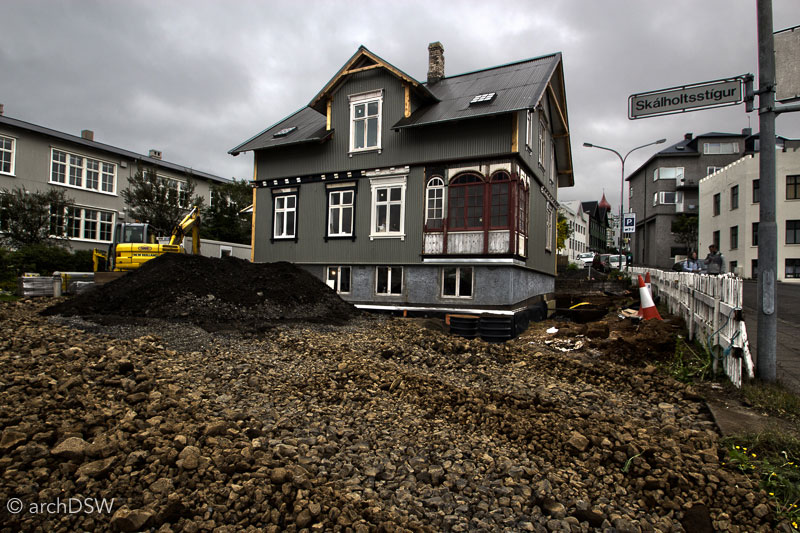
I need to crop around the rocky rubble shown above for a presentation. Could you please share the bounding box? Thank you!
[1,299,778,532]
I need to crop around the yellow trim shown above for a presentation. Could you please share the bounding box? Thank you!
[252,152,257,181]
[547,83,569,135]
[250,187,257,263]
[511,112,519,153]
[311,48,421,110]
[326,98,332,130]
[404,84,411,118]
[344,64,382,75]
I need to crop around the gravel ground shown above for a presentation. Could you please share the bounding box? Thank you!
[0,298,785,532]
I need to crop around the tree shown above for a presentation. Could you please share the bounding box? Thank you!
[201,180,252,245]
[556,212,573,251]
[120,167,205,237]
[0,187,73,248]
[671,214,698,254]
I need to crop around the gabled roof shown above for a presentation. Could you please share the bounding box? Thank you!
[0,115,229,183]
[392,53,561,129]
[308,46,437,114]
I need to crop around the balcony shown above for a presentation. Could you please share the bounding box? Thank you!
[676,176,698,190]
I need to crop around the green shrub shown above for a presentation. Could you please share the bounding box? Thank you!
[0,244,93,280]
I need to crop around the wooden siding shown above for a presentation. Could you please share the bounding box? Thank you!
[253,167,426,265]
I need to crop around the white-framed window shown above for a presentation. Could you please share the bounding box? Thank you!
[53,206,114,242]
[273,194,297,239]
[545,203,554,251]
[425,176,444,230]
[629,186,634,199]
[370,176,406,239]
[704,142,738,154]
[653,167,684,181]
[653,191,677,206]
[525,109,535,149]
[349,90,382,152]
[326,266,352,294]
[442,266,473,298]
[707,166,723,176]
[0,135,15,175]
[50,148,117,194]
[376,266,402,295]
[538,120,546,167]
[328,190,354,237]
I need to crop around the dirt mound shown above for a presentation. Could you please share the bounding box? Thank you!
[42,254,358,332]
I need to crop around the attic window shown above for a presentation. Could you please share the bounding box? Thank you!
[470,93,496,105]
[273,127,297,138]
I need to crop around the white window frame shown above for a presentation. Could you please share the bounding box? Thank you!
[538,119,546,167]
[328,190,354,237]
[425,176,445,228]
[369,175,406,240]
[707,166,723,176]
[0,135,16,176]
[653,191,677,206]
[349,90,383,153]
[549,143,556,185]
[525,109,535,150]
[441,266,473,299]
[273,194,297,239]
[375,266,402,296]
[326,266,352,294]
[50,148,117,195]
[653,167,684,181]
[545,203,554,252]
[54,205,115,243]
[704,142,738,155]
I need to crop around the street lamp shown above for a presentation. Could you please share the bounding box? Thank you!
[583,138,667,267]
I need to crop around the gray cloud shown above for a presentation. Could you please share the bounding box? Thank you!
[2,0,798,206]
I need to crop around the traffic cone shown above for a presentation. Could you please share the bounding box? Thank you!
[637,275,662,320]
[645,272,652,295]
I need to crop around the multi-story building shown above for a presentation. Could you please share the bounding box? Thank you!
[558,200,589,262]
[581,194,611,253]
[626,131,752,269]
[230,43,574,323]
[699,141,800,282]
[0,109,242,257]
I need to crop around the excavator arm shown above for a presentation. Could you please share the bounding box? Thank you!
[169,206,201,255]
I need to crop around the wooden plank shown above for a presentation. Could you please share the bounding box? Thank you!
[404,84,411,118]
[343,64,382,75]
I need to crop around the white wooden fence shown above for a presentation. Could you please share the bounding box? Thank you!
[630,267,754,388]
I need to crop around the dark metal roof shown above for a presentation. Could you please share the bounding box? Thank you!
[0,115,229,183]
[392,53,561,129]
[229,107,328,155]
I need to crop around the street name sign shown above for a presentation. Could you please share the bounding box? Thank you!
[629,77,744,119]
[622,213,636,233]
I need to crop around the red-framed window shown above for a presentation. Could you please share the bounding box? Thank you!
[448,173,485,230]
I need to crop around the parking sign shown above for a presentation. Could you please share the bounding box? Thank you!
[623,213,636,233]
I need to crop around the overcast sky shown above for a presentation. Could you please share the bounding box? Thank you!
[2,0,799,212]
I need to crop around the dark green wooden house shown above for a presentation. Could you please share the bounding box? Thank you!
[230,43,574,333]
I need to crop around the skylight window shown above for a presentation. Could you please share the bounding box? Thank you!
[273,126,297,138]
[470,93,496,105]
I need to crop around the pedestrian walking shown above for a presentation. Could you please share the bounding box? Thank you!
[705,244,724,275]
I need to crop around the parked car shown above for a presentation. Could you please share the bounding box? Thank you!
[672,258,707,273]
[608,254,627,270]
[576,252,595,268]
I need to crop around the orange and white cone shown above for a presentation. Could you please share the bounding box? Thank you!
[637,275,662,320]
[645,272,652,295]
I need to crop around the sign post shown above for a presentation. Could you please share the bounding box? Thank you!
[622,213,636,233]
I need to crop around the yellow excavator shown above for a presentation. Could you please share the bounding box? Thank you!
[93,207,201,273]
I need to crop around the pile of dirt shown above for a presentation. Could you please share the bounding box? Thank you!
[42,254,358,332]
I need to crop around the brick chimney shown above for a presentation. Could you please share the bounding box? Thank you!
[81,129,94,141]
[427,42,444,84]
[684,133,693,141]
[742,127,752,136]
[149,149,163,160]
[0,104,4,116]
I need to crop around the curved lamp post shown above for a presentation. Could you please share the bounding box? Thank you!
[582,138,667,266]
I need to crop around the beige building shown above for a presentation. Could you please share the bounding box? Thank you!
[699,142,800,282]
[558,200,589,262]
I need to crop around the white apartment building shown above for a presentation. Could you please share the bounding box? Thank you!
[699,142,800,282]
[559,200,589,262]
